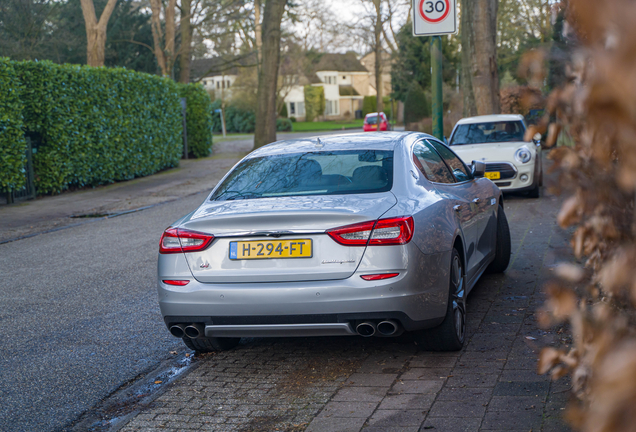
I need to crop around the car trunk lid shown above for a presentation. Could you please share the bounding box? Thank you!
[179,193,397,283]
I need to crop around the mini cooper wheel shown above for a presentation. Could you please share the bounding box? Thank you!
[413,248,466,351]
[182,336,241,353]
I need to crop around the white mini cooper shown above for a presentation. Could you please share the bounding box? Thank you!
[448,114,542,197]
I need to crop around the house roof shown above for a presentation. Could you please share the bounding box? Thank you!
[190,53,258,80]
[313,52,368,73]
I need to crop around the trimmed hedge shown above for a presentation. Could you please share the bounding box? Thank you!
[0,58,27,192]
[276,118,292,132]
[15,61,183,193]
[211,100,256,133]
[178,83,213,158]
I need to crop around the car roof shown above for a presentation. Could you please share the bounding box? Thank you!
[455,114,524,125]
[248,132,417,157]
[364,112,385,117]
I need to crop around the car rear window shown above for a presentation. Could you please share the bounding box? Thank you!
[210,150,394,201]
[450,121,525,145]
[365,116,378,124]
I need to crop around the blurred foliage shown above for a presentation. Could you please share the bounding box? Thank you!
[178,83,214,158]
[0,58,27,192]
[390,23,460,103]
[403,82,430,125]
[362,96,393,118]
[211,99,255,133]
[303,85,325,122]
[276,118,292,132]
[14,60,182,193]
[529,0,636,430]
[0,0,156,74]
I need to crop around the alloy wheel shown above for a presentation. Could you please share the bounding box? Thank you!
[450,255,466,343]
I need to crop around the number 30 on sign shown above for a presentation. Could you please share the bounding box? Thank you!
[412,0,456,36]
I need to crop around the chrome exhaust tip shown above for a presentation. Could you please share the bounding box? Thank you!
[377,320,399,336]
[184,323,204,339]
[356,322,376,337]
[169,324,186,338]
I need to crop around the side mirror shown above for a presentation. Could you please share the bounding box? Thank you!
[532,133,541,146]
[443,136,449,145]
[471,160,486,178]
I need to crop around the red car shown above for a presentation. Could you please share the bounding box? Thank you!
[363,112,389,132]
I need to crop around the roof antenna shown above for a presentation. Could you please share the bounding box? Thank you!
[316,137,322,145]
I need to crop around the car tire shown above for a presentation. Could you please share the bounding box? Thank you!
[528,183,540,198]
[486,205,511,273]
[413,249,466,351]
[182,336,241,353]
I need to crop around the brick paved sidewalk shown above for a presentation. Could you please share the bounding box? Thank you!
[117,192,573,432]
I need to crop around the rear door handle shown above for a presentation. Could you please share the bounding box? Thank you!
[453,205,462,212]
[472,198,480,203]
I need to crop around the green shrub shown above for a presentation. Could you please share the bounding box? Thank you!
[279,102,288,118]
[15,60,182,194]
[211,100,256,133]
[304,86,325,122]
[362,96,376,116]
[290,116,297,122]
[0,58,27,193]
[404,82,430,124]
[178,83,213,158]
[276,118,292,132]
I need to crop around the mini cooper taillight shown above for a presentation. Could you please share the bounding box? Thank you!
[327,216,414,246]
[159,227,215,254]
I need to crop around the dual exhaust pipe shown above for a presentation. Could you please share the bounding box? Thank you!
[171,320,400,338]
[169,323,204,339]
[355,320,399,337]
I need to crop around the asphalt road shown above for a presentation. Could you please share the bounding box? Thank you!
[0,192,208,431]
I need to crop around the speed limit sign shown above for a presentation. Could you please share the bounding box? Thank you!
[412,0,456,36]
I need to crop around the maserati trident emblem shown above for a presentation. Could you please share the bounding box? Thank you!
[200,262,210,268]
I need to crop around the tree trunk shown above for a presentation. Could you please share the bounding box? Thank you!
[373,0,383,115]
[179,0,193,83]
[460,0,477,116]
[253,0,287,149]
[149,0,178,77]
[471,0,500,114]
[80,0,118,67]
[255,0,262,62]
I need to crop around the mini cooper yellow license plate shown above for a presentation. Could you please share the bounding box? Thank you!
[229,239,312,260]
[485,171,501,180]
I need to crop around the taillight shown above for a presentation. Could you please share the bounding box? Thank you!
[361,273,399,281]
[159,227,214,254]
[162,280,190,286]
[327,216,414,246]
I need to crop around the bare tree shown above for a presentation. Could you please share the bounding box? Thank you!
[254,0,287,148]
[461,0,500,115]
[373,0,383,114]
[149,0,178,77]
[80,0,118,67]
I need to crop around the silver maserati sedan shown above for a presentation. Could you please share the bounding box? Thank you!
[157,132,511,352]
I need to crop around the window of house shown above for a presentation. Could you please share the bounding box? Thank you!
[227,80,231,88]
[325,100,339,116]
[297,102,305,116]
[216,81,220,89]
[290,102,296,115]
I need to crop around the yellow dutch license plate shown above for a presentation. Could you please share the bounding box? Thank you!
[485,171,501,180]
[229,239,312,260]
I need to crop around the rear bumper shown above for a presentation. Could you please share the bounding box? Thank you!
[158,249,451,336]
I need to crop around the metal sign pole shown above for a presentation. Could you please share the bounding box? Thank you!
[431,36,444,140]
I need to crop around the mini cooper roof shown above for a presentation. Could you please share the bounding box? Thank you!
[455,114,525,125]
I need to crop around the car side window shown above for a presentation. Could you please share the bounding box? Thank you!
[412,141,455,184]
[427,140,472,182]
